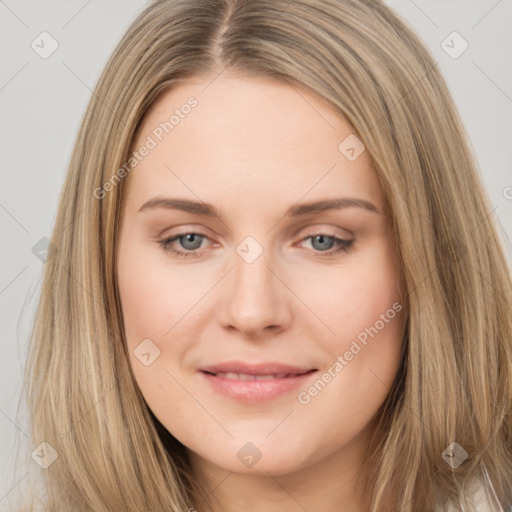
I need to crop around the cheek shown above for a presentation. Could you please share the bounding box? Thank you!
[117,237,213,399]
[293,240,405,417]
[117,242,196,414]
[291,252,404,456]
[118,265,168,342]
[298,242,403,349]
[117,239,190,344]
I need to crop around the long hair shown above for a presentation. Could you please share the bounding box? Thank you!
[12,0,512,510]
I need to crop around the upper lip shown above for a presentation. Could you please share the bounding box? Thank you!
[199,361,316,376]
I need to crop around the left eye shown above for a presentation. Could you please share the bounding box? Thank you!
[159,233,208,258]
[158,232,354,259]
[298,234,354,256]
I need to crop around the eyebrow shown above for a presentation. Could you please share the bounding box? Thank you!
[138,196,381,218]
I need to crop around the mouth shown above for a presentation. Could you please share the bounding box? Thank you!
[198,363,317,403]
[203,370,313,380]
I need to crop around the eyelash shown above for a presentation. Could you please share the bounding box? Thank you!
[158,232,354,259]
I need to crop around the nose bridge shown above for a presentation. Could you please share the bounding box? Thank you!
[233,239,272,295]
[218,235,290,334]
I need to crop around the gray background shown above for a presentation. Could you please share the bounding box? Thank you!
[1,0,511,505]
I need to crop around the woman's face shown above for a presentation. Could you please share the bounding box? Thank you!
[117,73,406,477]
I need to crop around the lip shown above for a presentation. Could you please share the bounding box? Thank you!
[200,361,316,376]
[199,361,317,403]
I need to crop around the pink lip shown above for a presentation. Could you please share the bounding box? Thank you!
[200,361,315,376]
[198,361,317,403]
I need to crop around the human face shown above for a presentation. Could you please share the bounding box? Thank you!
[116,73,405,477]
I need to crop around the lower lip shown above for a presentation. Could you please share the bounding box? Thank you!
[199,370,317,403]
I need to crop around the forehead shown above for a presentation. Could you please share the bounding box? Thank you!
[123,73,383,214]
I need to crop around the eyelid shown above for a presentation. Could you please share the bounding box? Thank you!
[157,223,215,238]
[293,224,354,241]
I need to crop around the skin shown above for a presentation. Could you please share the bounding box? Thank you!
[117,72,406,512]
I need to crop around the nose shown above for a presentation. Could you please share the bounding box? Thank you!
[217,245,292,337]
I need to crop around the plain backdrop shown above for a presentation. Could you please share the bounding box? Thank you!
[1,0,511,505]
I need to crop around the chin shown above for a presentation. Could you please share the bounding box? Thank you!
[195,436,319,477]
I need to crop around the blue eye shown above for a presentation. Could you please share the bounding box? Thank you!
[301,235,354,257]
[159,233,206,258]
[158,232,354,259]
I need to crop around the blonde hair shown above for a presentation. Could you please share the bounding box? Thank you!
[11,0,512,510]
